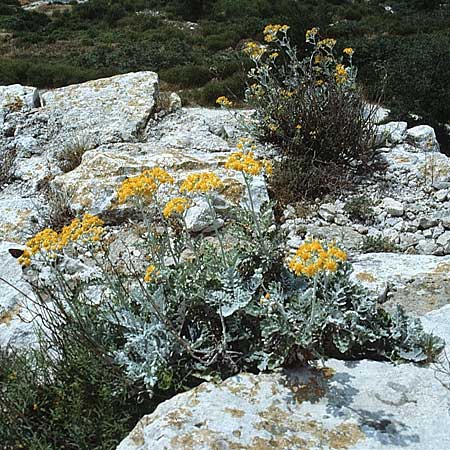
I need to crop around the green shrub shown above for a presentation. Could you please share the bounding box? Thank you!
[0,308,152,450]
[360,234,400,253]
[200,73,244,105]
[0,59,103,89]
[343,195,375,223]
[204,30,240,52]
[160,64,213,88]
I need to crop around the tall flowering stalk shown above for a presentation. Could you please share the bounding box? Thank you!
[224,138,272,249]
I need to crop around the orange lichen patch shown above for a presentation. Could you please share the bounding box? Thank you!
[220,178,245,204]
[320,367,336,379]
[164,407,193,428]
[0,305,21,325]
[327,423,366,449]
[393,156,412,164]
[169,429,225,449]
[224,408,246,418]
[355,271,377,282]
[256,405,366,449]
[128,415,155,446]
[434,262,450,273]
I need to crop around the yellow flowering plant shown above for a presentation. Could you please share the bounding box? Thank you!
[10,164,442,426]
[241,24,378,202]
[18,214,104,266]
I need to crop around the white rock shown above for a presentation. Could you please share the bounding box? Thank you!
[0,241,37,349]
[51,143,268,224]
[183,197,227,233]
[382,197,404,217]
[40,72,159,146]
[416,239,437,255]
[406,125,439,152]
[169,92,182,112]
[418,216,438,230]
[436,231,450,253]
[117,304,450,450]
[434,189,448,202]
[0,84,40,111]
[0,194,38,243]
[375,121,407,146]
[352,253,450,300]
[442,216,450,229]
[318,203,337,222]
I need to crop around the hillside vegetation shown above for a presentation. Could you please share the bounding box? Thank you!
[0,0,449,126]
[0,0,449,121]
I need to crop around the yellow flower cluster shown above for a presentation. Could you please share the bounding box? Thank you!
[59,214,104,247]
[225,151,272,176]
[268,123,279,132]
[343,47,354,56]
[18,214,104,266]
[117,168,173,204]
[318,38,337,48]
[144,264,158,283]
[263,24,289,42]
[180,172,223,193]
[335,64,348,84]
[163,197,191,218]
[280,89,295,98]
[269,52,279,60]
[243,41,266,59]
[306,27,319,41]
[216,96,233,107]
[145,167,175,185]
[250,83,265,97]
[236,137,256,151]
[288,240,347,278]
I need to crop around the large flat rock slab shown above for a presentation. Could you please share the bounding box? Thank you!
[51,143,268,222]
[40,72,159,145]
[117,306,450,450]
[145,107,253,152]
[352,253,450,315]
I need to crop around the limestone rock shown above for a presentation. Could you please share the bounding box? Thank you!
[385,146,450,185]
[145,107,251,152]
[51,144,268,226]
[436,231,450,253]
[352,253,450,315]
[417,216,438,230]
[318,203,337,222]
[0,193,38,243]
[0,84,40,112]
[40,72,159,146]
[169,92,182,112]
[375,121,407,146]
[0,241,37,349]
[406,125,439,152]
[117,305,450,450]
[298,224,364,252]
[382,198,404,217]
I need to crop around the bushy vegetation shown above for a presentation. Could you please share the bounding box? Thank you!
[233,25,378,202]
[0,151,443,448]
[0,0,449,127]
[360,234,400,253]
[344,195,375,223]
